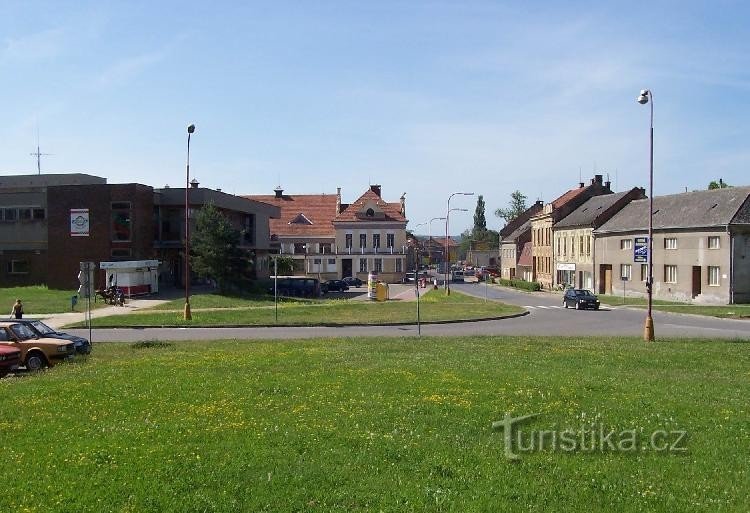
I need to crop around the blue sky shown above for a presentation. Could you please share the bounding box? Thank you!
[2,1,749,233]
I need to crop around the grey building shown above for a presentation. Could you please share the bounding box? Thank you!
[594,187,750,304]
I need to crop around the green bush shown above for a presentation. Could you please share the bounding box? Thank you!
[495,277,541,291]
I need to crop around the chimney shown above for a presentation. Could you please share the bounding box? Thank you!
[274,186,283,198]
[604,180,611,190]
[370,184,381,196]
[190,178,199,189]
[719,178,725,188]
[336,187,341,214]
[399,192,406,217]
[579,182,585,188]
[594,174,603,185]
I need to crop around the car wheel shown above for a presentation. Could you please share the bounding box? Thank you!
[574,302,580,310]
[563,300,568,309]
[25,352,47,371]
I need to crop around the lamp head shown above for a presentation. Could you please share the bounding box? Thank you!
[637,90,650,104]
[187,124,196,134]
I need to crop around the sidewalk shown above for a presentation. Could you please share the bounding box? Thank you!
[41,297,171,330]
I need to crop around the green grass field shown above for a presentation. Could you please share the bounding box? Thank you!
[597,295,750,319]
[0,285,106,315]
[597,294,685,306]
[149,293,310,310]
[0,336,747,512]
[68,290,524,327]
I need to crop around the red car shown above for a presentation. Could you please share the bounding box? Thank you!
[0,345,21,377]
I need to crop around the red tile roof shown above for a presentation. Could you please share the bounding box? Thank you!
[334,190,406,223]
[517,241,533,267]
[552,186,587,209]
[245,194,337,237]
[429,236,459,247]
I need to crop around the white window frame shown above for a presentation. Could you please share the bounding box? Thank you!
[708,236,720,249]
[620,264,632,281]
[664,265,677,283]
[664,238,678,250]
[374,258,383,272]
[359,259,368,272]
[620,239,633,250]
[708,266,720,286]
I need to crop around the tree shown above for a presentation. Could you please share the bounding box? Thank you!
[190,203,245,293]
[473,195,487,237]
[708,179,731,189]
[273,256,295,276]
[494,190,528,223]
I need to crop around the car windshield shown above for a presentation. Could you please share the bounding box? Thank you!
[30,321,55,335]
[575,290,595,297]
[10,324,37,340]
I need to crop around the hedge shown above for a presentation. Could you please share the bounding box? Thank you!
[495,277,542,291]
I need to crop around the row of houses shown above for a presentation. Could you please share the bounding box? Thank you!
[0,174,409,290]
[500,175,750,304]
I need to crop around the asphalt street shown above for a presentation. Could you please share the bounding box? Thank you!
[66,282,750,342]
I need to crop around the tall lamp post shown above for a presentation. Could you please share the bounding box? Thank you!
[637,89,655,341]
[184,124,196,321]
[429,216,446,267]
[445,193,473,294]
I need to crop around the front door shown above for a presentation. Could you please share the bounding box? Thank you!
[600,265,612,294]
[692,266,702,298]
[342,258,352,279]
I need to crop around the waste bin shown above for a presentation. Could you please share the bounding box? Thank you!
[368,271,378,300]
[376,282,389,302]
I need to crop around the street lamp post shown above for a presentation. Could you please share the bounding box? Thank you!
[445,192,474,295]
[637,89,655,341]
[184,124,196,321]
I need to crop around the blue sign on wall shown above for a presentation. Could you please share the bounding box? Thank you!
[634,237,648,263]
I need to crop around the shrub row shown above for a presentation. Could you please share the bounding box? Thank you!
[495,277,542,291]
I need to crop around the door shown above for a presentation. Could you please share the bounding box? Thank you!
[342,258,352,278]
[692,266,702,298]
[599,265,612,294]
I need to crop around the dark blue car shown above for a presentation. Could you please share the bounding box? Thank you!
[14,319,92,355]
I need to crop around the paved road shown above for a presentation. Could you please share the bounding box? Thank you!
[65,283,750,342]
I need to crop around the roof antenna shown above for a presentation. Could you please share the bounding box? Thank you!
[578,166,582,184]
[30,126,53,175]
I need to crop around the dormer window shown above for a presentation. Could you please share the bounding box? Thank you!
[366,208,375,217]
[289,213,313,225]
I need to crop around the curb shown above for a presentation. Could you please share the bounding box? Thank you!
[67,310,530,329]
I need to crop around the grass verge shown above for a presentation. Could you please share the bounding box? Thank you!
[0,336,747,512]
[67,290,524,327]
[0,285,107,315]
[149,293,309,310]
[632,304,750,319]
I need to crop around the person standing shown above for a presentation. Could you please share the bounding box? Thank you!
[11,299,23,319]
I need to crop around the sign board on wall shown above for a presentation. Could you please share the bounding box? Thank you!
[70,209,90,237]
[634,237,648,263]
[556,263,576,271]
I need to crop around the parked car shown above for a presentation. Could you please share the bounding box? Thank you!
[323,279,349,292]
[342,276,363,287]
[13,319,91,355]
[0,321,76,371]
[403,272,417,283]
[563,289,601,310]
[269,276,322,298]
[0,345,22,377]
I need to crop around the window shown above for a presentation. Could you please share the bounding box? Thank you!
[579,236,584,255]
[570,237,575,256]
[359,259,368,272]
[620,239,633,250]
[664,238,677,250]
[328,258,335,265]
[313,258,321,264]
[33,208,45,220]
[708,236,720,249]
[111,202,132,242]
[387,233,395,248]
[365,208,375,217]
[586,236,591,256]
[345,234,353,248]
[708,266,720,286]
[7,260,29,274]
[320,243,332,254]
[664,265,677,283]
[359,234,367,248]
[620,264,632,280]
[243,214,255,244]
[374,258,382,272]
[18,208,32,220]
[563,237,567,255]
[373,234,380,248]
[3,208,17,222]
[556,238,561,256]
[396,259,402,272]
[640,264,648,282]
[294,243,306,254]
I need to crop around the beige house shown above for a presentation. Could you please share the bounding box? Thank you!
[594,187,750,304]
[553,188,645,289]
[498,201,543,280]
[530,175,612,289]
[248,185,408,283]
